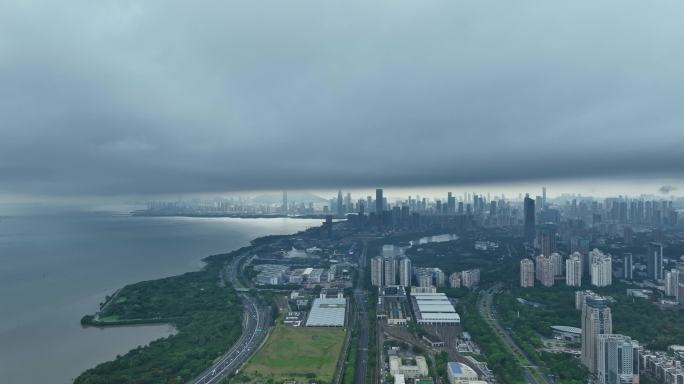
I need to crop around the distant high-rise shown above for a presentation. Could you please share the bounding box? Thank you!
[434,268,446,287]
[449,272,462,288]
[447,192,455,214]
[542,187,547,208]
[538,224,557,256]
[581,295,613,373]
[590,249,612,287]
[623,253,633,280]
[596,334,639,384]
[337,190,344,216]
[370,256,383,287]
[665,269,680,298]
[647,242,664,281]
[524,194,536,242]
[461,269,480,288]
[376,188,384,214]
[282,191,288,214]
[566,253,582,287]
[535,254,555,287]
[384,257,398,286]
[550,252,563,276]
[520,258,535,288]
[399,258,412,287]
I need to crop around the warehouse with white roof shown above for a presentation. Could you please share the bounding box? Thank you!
[410,292,460,325]
[305,297,347,327]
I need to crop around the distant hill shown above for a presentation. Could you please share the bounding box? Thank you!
[252,192,328,204]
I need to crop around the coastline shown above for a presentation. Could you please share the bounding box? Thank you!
[131,211,332,219]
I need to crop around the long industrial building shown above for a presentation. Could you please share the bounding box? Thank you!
[305,297,347,327]
[410,292,460,325]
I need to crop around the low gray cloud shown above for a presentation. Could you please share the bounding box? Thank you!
[1,1,684,197]
[659,185,678,195]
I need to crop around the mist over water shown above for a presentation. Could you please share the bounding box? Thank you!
[0,212,320,384]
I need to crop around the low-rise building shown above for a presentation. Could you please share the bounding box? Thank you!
[389,356,429,379]
[447,361,479,384]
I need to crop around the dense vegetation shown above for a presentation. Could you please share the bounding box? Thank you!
[405,231,521,286]
[75,251,244,384]
[457,295,525,384]
[498,283,684,351]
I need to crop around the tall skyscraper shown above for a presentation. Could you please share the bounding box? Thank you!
[520,258,535,288]
[647,242,664,281]
[596,334,639,384]
[524,194,536,242]
[375,188,384,215]
[282,191,288,214]
[337,190,344,216]
[538,224,557,256]
[581,295,613,373]
[447,192,455,214]
[566,253,582,287]
[399,258,412,287]
[542,187,547,208]
[384,257,398,286]
[623,253,633,280]
[370,256,383,287]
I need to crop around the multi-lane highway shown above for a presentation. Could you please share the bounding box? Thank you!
[191,252,270,384]
[354,242,370,384]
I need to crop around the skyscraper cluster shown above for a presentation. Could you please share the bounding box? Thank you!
[578,290,640,384]
[370,255,413,287]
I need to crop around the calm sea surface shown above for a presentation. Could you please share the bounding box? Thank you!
[0,212,321,383]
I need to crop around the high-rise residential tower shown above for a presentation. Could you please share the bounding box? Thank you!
[581,295,613,373]
[596,334,639,384]
[384,257,398,286]
[371,256,383,287]
[623,253,633,280]
[520,258,535,288]
[647,242,664,281]
[590,249,612,287]
[399,258,412,287]
[566,253,582,287]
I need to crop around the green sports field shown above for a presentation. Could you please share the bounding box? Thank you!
[235,323,346,383]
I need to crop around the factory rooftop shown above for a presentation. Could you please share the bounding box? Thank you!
[305,297,347,327]
[410,292,460,325]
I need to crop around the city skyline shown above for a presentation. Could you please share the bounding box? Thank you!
[3,1,684,200]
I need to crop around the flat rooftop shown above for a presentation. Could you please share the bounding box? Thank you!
[306,297,346,327]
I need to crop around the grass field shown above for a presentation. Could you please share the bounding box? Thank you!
[235,323,346,383]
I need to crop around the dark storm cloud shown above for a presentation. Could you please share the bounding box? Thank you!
[1,0,684,196]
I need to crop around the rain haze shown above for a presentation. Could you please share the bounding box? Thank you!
[1,0,684,198]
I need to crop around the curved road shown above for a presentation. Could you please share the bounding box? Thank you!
[190,252,270,384]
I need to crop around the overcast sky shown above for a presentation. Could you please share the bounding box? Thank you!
[1,1,684,199]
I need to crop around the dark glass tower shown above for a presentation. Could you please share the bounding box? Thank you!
[524,193,536,242]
